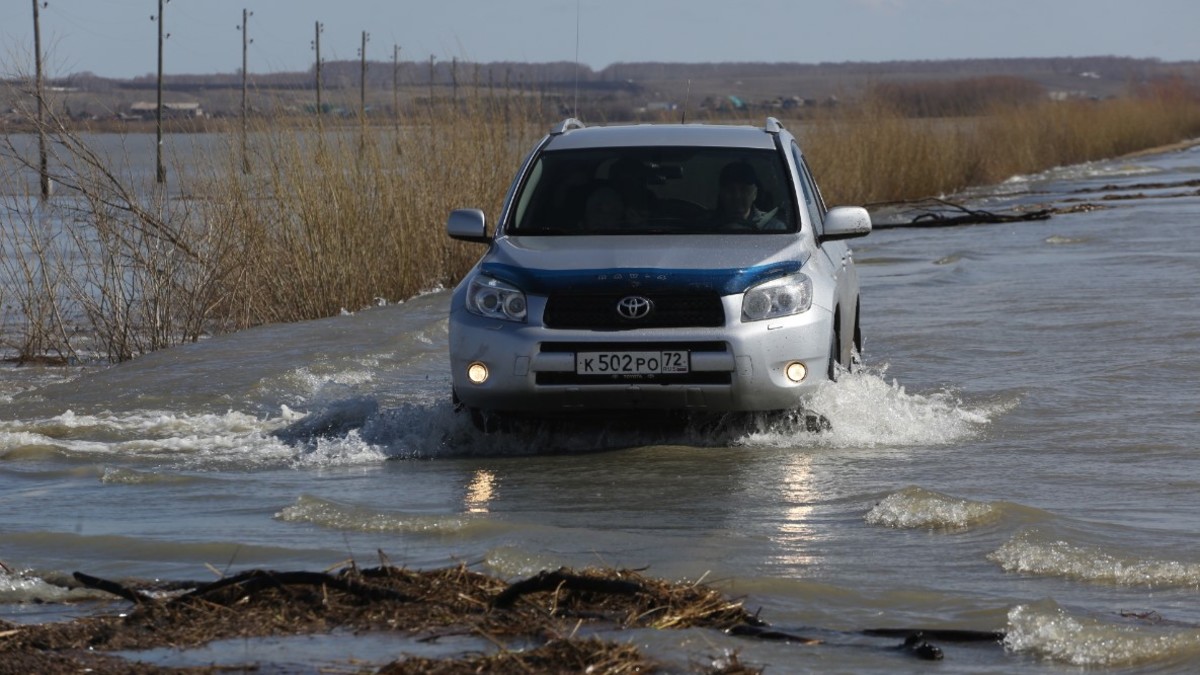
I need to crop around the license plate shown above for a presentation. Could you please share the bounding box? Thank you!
[575,351,689,375]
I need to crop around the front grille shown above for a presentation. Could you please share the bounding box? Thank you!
[540,341,727,353]
[543,292,724,329]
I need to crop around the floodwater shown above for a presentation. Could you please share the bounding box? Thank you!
[2,139,1200,673]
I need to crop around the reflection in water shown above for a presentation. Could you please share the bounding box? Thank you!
[772,453,819,567]
[464,470,496,513]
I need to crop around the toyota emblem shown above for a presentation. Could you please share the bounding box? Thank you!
[616,295,654,320]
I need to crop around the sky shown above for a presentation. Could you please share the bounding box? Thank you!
[4,0,1199,79]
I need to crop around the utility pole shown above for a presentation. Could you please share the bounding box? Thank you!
[428,54,435,116]
[312,21,324,126]
[359,31,370,122]
[152,0,167,185]
[31,0,50,200]
[393,44,401,154]
[238,8,252,174]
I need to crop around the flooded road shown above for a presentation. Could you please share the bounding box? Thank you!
[3,143,1200,672]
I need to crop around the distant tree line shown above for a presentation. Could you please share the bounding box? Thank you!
[29,55,1199,93]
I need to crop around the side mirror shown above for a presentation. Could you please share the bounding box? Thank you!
[822,206,872,241]
[447,208,490,243]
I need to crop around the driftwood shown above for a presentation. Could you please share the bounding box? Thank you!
[872,198,1052,230]
[72,568,418,605]
[71,572,152,605]
[492,568,646,609]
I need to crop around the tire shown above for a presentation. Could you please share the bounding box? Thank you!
[469,407,500,434]
[850,300,863,373]
[827,327,841,382]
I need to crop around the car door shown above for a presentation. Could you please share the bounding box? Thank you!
[793,146,856,357]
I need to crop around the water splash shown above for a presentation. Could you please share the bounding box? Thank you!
[2,363,1010,467]
[733,365,1008,449]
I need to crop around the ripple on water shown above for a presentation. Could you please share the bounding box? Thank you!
[273,494,495,536]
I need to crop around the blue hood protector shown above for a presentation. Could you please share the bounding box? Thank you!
[480,261,803,295]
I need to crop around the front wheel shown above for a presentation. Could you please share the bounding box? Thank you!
[827,329,842,382]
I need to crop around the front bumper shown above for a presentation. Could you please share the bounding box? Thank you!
[449,295,834,414]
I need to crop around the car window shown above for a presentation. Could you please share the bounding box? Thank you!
[792,143,825,237]
[509,147,797,235]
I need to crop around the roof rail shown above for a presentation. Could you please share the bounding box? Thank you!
[551,118,586,135]
[764,117,784,134]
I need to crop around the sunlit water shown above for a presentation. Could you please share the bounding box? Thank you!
[2,140,1200,672]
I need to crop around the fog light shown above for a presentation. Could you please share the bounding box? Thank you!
[467,362,489,384]
[785,361,807,383]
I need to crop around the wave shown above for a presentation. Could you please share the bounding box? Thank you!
[864,486,1002,530]
[1005,600,1200,667]
[989,530,1200,588]
[0,567,89,604]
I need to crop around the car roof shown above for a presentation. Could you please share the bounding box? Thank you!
[543,122,781,151]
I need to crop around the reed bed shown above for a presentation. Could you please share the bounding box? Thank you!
[801,90,1200,205]
[1,87,1198,363]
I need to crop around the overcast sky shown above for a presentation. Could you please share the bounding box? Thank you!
[5,0,1198,78]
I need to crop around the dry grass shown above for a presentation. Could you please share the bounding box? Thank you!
[801,92,1200,206]
[1,86,1198,363]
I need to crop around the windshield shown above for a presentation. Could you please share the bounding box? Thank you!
[508,146,798,235]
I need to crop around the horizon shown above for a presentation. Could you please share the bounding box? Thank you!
[4,0,1199,80]
[27,54,1200,82]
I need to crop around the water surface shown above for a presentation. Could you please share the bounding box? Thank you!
[2,143,1200,672]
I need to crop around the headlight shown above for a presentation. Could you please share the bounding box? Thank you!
[741,273,812,322]
[466,275,527,322]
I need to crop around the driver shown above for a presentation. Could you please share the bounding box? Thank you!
[714,161,784,231]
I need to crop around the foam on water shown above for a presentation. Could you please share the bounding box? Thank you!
[1001,159,1162,188]
[864,486,1001,530]
[989,530,1200,587]
[0,408,295,469]
[1005,600,1200,667]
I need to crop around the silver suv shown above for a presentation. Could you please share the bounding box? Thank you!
[447,118,870,431]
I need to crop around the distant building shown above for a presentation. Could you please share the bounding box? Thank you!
[128,101,204,119]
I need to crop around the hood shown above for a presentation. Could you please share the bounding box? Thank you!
[479,234,810,295]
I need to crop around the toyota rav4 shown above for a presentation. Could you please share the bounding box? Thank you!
[447,118,871,431]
